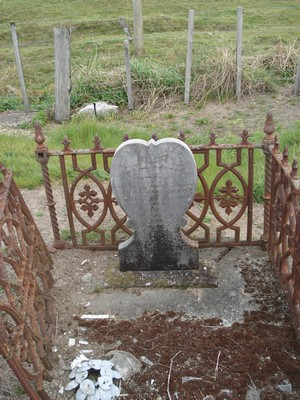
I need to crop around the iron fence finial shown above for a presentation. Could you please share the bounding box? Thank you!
[263,112,275,144]
[178,131,186,142]
[240,129,251,145]
[282,145,289,166]
[61,136,72,152]
[291,159,298,179]
[34,121,46,150]
[92,135,103,151]
[209,129,217,146]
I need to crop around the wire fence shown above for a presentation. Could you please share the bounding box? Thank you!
[0,3,300,106]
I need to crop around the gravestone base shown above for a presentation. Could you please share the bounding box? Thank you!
[119,230,199,272]
[105,257,217,289]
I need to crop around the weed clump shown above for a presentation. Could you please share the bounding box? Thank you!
[71,62,127,109]
[130,58,184,110]
[257,41,299,82]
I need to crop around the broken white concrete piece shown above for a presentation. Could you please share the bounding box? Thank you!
[182,376,203,383]
[140,356,154,366]
[278,382,292,393]
[80,314,112,320]
[106,350,141,380]
[71,354,89,369]
[77,101,118,116]
[79,340,89,345]
[68,338,76,347]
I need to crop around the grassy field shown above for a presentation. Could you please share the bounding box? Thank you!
[0,0,300,109]
[0,0,300,196]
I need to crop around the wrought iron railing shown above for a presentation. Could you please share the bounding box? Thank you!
[34,124,263,250]
[264,122,300,328]
[0,163,55,400]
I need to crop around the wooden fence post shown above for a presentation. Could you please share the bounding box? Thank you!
[54,27,71,123]
[133,0,144,56]
[294,55,300,96]
[10,22,30,114]
[124,39,134,110]
[119,17,133,41]
[184,10,195,105]
[236,6,243,101]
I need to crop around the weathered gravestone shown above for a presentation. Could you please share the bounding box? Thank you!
[110,138,199,271]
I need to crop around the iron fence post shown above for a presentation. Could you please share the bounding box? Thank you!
[261,112,275,247]
[34,122,65,249]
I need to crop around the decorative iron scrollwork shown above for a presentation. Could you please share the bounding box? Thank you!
[216,179,240,215]
[78,184,101,218]
[240,129,251,145]
[273,195,282,232]
[61,136,72,152]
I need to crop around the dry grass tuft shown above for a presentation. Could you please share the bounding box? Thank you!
[257,41,299,77]
[34,42,300,112]
[191,46,279,104]
[130,59,184,111]
[0,67,21,97]
[192,47,236,102]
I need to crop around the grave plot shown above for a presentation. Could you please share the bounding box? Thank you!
[1,113,300,399]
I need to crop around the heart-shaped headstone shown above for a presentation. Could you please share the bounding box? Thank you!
[111,138,198,271]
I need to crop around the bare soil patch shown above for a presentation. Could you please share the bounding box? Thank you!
[76,253,300,400]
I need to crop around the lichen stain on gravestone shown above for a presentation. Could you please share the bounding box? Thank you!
[110,138,199,271]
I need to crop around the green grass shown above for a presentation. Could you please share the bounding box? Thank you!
[0,95,24,111]
[92,285,103,294]
[1,112,299,199]
[0,135,43,188]
[0,1,299,110]
[1,115,299,204]
[279,121,300,160]
[0,1,300,198]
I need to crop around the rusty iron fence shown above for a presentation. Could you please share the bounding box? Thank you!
[34,125,264,251]
[1,112,300,397]
[33,112,300,327]
[0,163,55,400]
[262,115,300,329]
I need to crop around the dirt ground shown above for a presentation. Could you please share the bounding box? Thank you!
[78,255,300,400]
[1,87,300,399]
[2,242,300,400]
